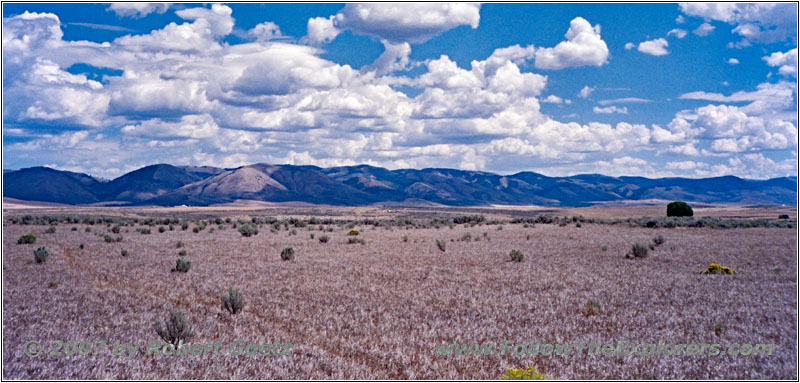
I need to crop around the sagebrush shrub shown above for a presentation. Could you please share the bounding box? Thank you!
[112,225,121,234]
[172,257,192,273]
[653,235,665,246]
[281,247,295,261]
[221,287,245,315]
[348,237,365,245]
[347,229,360,236]
[319,235,329,243]
[461,233,472,241]
[176,241,184,248]
[104,234,123,243]
[158,226,166,233]
[239,223,259,237]
[509,249,524,262]
[178,249,187,256]
[17,234,36,244]
[153,309,194,345]
[626,242,649,258]
[436,239,446,252]
[34,247,49,264]
[121,249,129,257]
[45,226,56,234]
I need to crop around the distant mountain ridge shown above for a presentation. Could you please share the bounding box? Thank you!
[3,163,797,206]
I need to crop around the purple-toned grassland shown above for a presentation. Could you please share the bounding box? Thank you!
[2,209,796,379]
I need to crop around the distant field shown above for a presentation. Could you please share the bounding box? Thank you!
[2,205,797,379]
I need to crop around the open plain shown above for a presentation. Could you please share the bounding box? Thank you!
[2,204,797,379]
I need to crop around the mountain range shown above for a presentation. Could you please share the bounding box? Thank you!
[3,163,797,207]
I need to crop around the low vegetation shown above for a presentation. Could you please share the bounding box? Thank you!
[172,257,192,273]
[500,367,546,380]
[700,263,736,275]
[625,242,649,259]
[17,234,36,244]
[33,247,49,264]
[509,249,524,262]
[221,287,245,315]
[280,247,295,261]
[153,309,194,346]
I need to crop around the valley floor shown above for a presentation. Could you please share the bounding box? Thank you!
[2,206,797,379]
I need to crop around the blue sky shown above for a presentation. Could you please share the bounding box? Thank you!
[2,3,797,179]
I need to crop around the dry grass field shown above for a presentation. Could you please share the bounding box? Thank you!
[2,205,797,379]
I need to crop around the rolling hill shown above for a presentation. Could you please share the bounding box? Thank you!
[3,163,797,206]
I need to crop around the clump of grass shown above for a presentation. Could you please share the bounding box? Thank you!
[461,233,472,241]
[48,281,59,288]
[221,287,245,315]
[575,222,582,228]
[34,247,50,264]
[585,300,602,315]
[176,241,184,248]
[158,226,166,233]
[45,226,56,234]
[509,249,524,262]
[121,249,129,257]
[238,223,259,237]
[172,257,192,273]
[310,233,315,239]
[700,263,736,275]
[601,245,607,251]
[652,235,665,246]
[280,247,295,261]
[112,225,121,234]
[137,227,151,235]
[178,249,187,256]
[17,234,37,244]
[711,322,727,337]
[436,239,446,252]
[500,366,546,380]
[71,227,77,231]
[348,237,366,245]
[318,234,330,243]
[497,225,503,231]
[153,309,194,346]
[625,242,649,259]
[347,229,360,236]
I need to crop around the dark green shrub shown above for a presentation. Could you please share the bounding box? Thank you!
[779,214,790,219]
[176,241,184,248]
[45,226,56,234]
[318,235,329,243]
[436,239,446,252]
[103,234,123,243]
[137,228,151,235]
[79,243,85,249]
[153,309,194,345]
[509,249,524,262]
[34,247,50,263]
[221,287,245,315]
[280,247,295,261]
[179,249,187,256]
[238,223,259,237]
[17,234,37,244]
[112,225,121,234]
[667,201,693,217]
[172,257,192,273]
[653,235,665,246]
[158,226,166,233]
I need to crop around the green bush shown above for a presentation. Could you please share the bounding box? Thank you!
[652,235,665,246]
[178,249,187,256]
[509,249,524,262]
[153,309,194,346]
[34,247,50,264]
[347,229,360,236]
[176,241,184,248]
[318,235,330,243]
[700,263,736,275]
[779,214,790,219]
[45,226,56,234]
[500,366,546,380]
[158,226,166,233]
[221,287,245,315]
[17,234,37,244]
[104,234,123,243]
[238,223,259,237]
[667,201,693,217]
[112,225,121,234]
[280,247,295,261]
[172,257,192,273]
[121,249,129,257]
[436,239,446,252]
